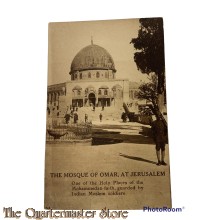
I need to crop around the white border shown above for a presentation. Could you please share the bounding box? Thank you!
[0,1,220,219]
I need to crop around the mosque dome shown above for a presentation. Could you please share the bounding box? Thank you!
[70,42,116,74]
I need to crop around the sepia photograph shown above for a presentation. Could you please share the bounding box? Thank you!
[1,0,220,219]
[45,18,171,210]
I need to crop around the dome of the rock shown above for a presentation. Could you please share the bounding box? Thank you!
[70,43,116,74]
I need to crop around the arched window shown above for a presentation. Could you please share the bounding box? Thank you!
[80,72,82,79]
[104,89,108,95]
[96,72,100,78]
[98,89,101,95]
[54,93,56,105]
[88,72,91,78]
[50,94,53,104]
[77,90,81,96]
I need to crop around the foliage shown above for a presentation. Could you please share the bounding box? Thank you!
[138,73,158,101]
[138,74,161,117]
[131,18,165,94]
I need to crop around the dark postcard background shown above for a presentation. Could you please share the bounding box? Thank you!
[0,0,220,219]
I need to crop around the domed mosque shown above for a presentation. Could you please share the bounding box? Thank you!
[47,39,141,119]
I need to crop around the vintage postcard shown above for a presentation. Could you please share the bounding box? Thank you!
[45,18,171,210]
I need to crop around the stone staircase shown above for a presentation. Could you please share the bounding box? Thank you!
[74,106,125,122]
[47,102,140,125]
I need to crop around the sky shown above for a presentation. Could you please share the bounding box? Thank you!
[48,18,150,85]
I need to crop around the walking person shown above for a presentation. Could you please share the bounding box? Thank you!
[64,107,71,124]
[151,115,168,166]
[121,112,126,122]
[85,114,88,123]
[73,113,78,124]
[99,113,103,122]
[121,112,127,122]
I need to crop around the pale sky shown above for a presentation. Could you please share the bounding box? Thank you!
[48,18,148,85]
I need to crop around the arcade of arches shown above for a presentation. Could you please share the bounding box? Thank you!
[47,42,142,117]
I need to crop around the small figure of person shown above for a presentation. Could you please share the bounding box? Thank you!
[74,112,78,124]
[99,113,103,122]
[64,107,71,124]
[64,113,71,124]
[121,112,127,122]
[85,114,88,123]
[151,114,167,166]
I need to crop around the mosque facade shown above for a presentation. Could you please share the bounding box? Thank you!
[47,41,141,118]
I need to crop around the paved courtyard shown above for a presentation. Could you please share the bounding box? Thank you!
[45,120,171,210]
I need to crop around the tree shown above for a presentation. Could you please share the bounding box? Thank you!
[131,18,167,126]
[138,73,157,102]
